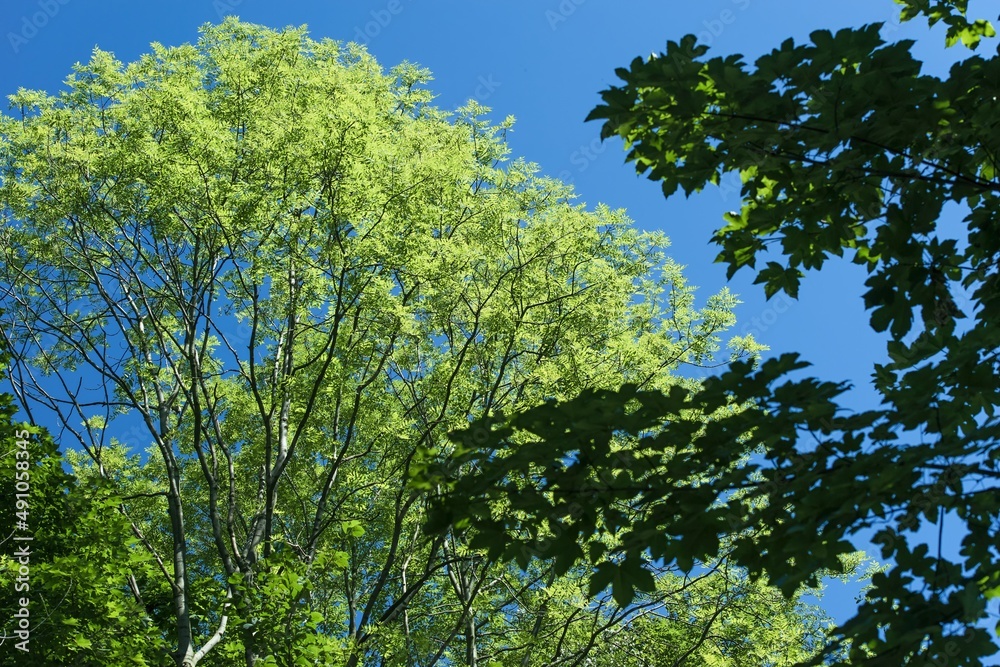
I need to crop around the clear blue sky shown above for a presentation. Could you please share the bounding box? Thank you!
[0,0,987,636]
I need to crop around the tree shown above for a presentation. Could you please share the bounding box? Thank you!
[0,17,849,667]
[421,1,1000,665]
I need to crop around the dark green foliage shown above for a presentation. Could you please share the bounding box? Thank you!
[420,1,1000,665]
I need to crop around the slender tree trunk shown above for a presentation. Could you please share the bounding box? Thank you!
[465,612,478,667]
[167,470,195,667]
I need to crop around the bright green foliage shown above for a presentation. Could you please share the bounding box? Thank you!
[0,17,849,667]
[424,0,1000,665]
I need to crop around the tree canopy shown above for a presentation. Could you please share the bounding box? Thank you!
[0,18,856,667]
[422,1,1000,665]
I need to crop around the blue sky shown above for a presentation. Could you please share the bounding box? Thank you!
[1,0,991,639]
